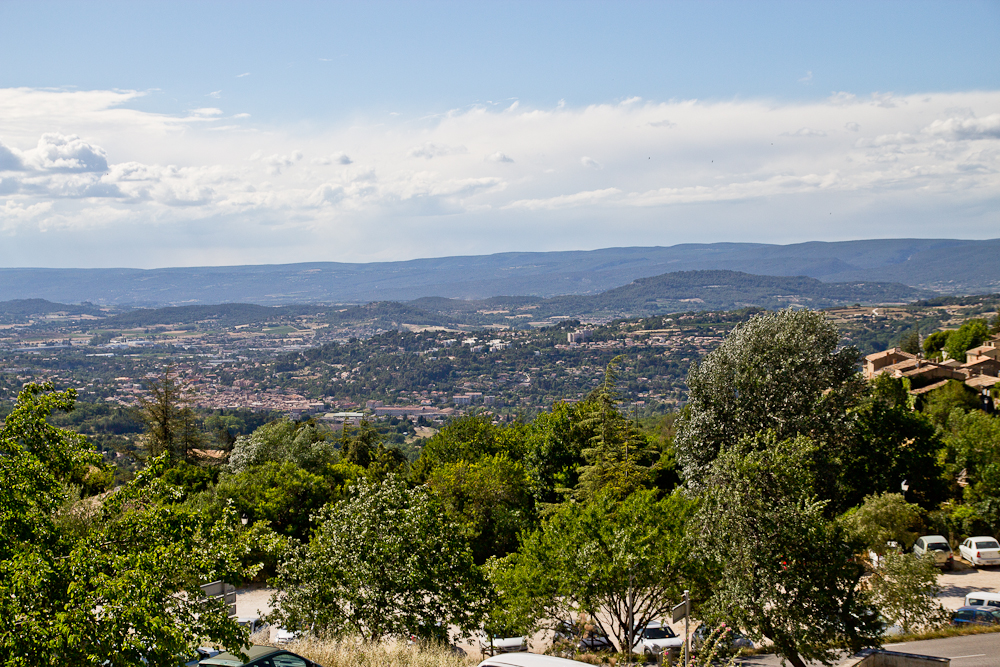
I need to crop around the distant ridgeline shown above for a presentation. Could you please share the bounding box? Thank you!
[0,238,998,306]
[0,270,941,329]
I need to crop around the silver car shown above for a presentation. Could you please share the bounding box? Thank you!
[913,535,954,570]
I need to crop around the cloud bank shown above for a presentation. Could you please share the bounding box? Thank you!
[0,87,998,267]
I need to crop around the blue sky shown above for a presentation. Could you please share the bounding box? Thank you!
[0,1,998,268]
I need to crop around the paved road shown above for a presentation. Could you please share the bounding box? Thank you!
[737,632,1000,667]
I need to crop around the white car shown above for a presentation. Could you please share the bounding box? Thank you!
[913,535,954,570]
[631,621,683,658]
[479,632,527,655]
[959,536,1000,567]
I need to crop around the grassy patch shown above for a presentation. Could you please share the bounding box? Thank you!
[255,636,478,667]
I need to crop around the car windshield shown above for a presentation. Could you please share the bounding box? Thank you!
[927,543,949,551]
[975,540,1000,549]
[643,627,676,640]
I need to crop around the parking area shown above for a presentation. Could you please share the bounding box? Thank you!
[937,560,1000,610]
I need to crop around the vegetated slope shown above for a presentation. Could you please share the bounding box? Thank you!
[0,238,995,306]
[534,270,934,318]
[99,304,329,328]
[81,271,935,331]
[0,298,104,323]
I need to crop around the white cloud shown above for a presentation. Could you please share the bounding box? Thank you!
[236,72,250,78]
[485,151,514,163]
[408,143,468,159]
[924,113,1000,140]
[0,86,998,266]
[798,71,813,84]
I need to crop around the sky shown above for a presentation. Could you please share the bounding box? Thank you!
[0,0,998,269]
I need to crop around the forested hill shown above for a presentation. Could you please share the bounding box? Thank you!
[31,270,933,331]
[536,270,933,317]
[0,238,997,306]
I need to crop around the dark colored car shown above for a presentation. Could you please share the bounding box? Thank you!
[691,625,753,654]
[951,606,1000,627]
[199,645,322,666]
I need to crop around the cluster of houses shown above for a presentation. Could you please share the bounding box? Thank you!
[863,335,1000,400]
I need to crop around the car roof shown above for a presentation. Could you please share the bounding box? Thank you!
[968,536,998,540]
[957,606,1000,612]
[479,653,590,667]
[199,645,283,665]
[922,535,948,542]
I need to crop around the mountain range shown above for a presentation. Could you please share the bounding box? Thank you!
[0,238,996,306]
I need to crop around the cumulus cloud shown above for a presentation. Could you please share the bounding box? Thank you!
[408,143,468,159]
[924,113,1000,140]
[0,141,25,171]
[252,150,303,174]
[1,86,999,266]
[485,151,514,163]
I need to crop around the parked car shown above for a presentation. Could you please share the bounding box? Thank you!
[912,535,954,570]
[959,537,1000,567]
[631,621,683,658]
[691,624,753,654]
[237,616,269,637]
[199,645,322,666]
[477,652,591,667]
[965,591,1000,608]
[551,621,612,653]
[478,632,528,655]
[275,627,302,645]
[182,647,221,666]
[951,606,1000,627]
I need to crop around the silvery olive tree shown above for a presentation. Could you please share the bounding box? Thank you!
[675,308,863,496]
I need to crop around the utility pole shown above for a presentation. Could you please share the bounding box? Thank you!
[683,590,690,667]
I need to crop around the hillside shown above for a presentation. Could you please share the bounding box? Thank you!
[0,238,996,306]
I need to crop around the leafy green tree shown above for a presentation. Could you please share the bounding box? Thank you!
[922,380,980,427]
[270,476,488,641]
[338,421,408,479]
[697,433,880,667]
[866,552,949,635]
[846,377,946,511]
[0,384,264,666]
[940,409,1000,533]
[922,330,951,358]
[216,461,346,540]
[427,452,536,564]
[494,488,697,654]
[675,309,864,492]
[522,401,588,505]
[838,493,921,555]
[411,415,524,482]
[943,319,990,362]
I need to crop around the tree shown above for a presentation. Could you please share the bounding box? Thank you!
[228,418,337,475]
[410,415,524,483]
[675,309,864,489]
[427,453,536,564]
[940,409,1000,534]
[900,330,921,356]
[136,368,203,463]
[0,384,265,666]
[575,356,659,501]
[921,380,980,427]
[922,330,951,358]
[269,476,488,641]
[495,488,697,655]
[866,552,949,635]
[697,434,880,667]
[838,493,921,556]
[846,377,947,511]
[943,319,990,363]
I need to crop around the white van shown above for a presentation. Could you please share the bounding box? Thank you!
[964,591,1000,608]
